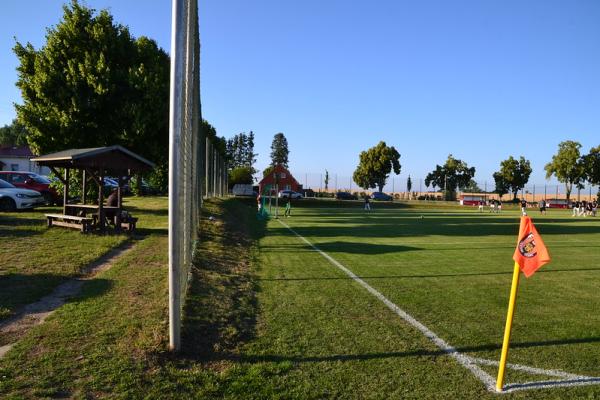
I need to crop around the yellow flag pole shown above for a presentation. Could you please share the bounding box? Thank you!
[496,261,522,391]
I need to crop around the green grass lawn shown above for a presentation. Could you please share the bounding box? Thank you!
[248,204,600,399]
[0,197,166,331]
[1,199,599,399]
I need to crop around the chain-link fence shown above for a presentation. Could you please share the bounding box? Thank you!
[295,172,599,202]
[168,0,227,352]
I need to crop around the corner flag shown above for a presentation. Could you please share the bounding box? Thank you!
[513,216,551,277]
[496,216,551,391]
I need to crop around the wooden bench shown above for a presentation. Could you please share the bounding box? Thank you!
[45,213,94,233]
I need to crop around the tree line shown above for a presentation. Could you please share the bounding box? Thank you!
[2,1,232,193]
[351,140,600,201]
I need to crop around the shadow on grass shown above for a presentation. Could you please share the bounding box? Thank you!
[261,241,421,255]
[124,205,168,217]
[0,215,45,238]
[179,198,266,361]
[221,336,600,364]
[258,266,600,282]
[267,216,600,239]
[0,273,69,321]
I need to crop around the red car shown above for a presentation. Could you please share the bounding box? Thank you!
[0,171,60,205]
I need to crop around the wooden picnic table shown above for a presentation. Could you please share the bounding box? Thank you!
[66,204,138,232]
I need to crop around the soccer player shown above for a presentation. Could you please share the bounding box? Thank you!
[364,195,371,211]
[284,197,292,217]
[520,198,527,216]
[539,199,547,215]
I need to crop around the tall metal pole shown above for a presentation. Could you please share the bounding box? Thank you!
[168,0,187,353]
[213,149,217,197]
[205,138,210,198]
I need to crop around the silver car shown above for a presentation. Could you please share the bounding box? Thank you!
[0,178,45,211]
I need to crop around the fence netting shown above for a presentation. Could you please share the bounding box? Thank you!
[168,0,227,351]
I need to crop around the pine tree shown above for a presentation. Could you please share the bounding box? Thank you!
[270,132,289,167]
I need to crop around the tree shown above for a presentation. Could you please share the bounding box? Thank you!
[270,132,289,167]
[203,119,226,157]
[353,141,401,192]
[493,172,510,198]
[226,131,257,173]
[583,146,600,185]
[0,120,29,146]
[493,156,532,200]
[228,166,254,188]
[544,141,586,201]
[461,179,482,193]
[262,165,275,179]
[407,175,412,193]
[14,0,170,169]
[324,170,329,190]
[425,155,475,200]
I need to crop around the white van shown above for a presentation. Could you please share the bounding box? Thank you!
[232,184,255,196]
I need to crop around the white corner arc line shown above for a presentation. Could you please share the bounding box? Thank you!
[276,219,600,394]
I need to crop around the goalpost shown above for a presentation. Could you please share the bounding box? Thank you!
[168,0,227,351]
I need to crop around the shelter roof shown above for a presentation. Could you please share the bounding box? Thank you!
[31,145,154,172]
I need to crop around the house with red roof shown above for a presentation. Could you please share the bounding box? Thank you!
[0,145,49,175]
[258,164,301,193]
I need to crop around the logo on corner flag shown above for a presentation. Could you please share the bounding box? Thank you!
[513,217,551,277]
[518,233,537,258]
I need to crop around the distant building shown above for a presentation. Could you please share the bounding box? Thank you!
[0,145,50,175]
[258,164,301,193]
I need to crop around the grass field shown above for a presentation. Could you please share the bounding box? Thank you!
[1,198,599,399]
[249,203,600,398]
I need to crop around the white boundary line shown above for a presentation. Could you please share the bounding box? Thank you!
[276,219,600,394]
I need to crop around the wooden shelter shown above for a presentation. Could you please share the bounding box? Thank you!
[31,145,154,232]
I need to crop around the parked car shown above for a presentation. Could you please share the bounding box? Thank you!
[0,178,45,211]
[278,190,303,199]
[371,192,393,201]
[106,177,131,195]
[335,191,358,200]
[0,171,60,205]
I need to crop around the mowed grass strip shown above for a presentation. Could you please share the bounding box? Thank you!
[0,198,274,399]
[0,196,167,324]
[273,204,600,398]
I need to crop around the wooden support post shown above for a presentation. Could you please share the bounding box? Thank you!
[116,176,122,233]
[98,172,105,231]
[82,169,87,204]
[63,168,70,215]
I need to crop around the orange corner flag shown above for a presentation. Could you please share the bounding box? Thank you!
[512,216,551,277]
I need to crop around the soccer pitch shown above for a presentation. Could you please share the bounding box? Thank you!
[252,203,600,399]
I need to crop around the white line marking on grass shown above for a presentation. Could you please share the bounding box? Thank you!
[277,219,496,391]
[471,357,582,379]
[277,219,600,394]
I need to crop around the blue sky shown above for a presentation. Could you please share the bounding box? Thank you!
[1,0,600,190]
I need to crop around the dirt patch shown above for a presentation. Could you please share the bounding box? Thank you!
[0,241,137,358]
